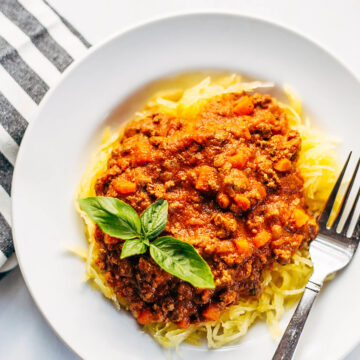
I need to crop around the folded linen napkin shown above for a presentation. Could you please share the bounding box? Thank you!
[0,0,90,271]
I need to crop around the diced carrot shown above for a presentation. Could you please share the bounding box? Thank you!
[234,239,251,254]
[112,179,137,194]
[229,151,249,169]
[202,305,221,321]
[177,318,190,329]
[133,141,152,165]
[257,183,267,199]
[242,127,251,140]
[250,180,267,200]
[234,96,254,116]
[196,166,218,192]
[253,230,271,247]
[234,194,251,211]
[217,193,230,209]
[135,150,151,165]
[293,209,309,228]
[274,158,292,172]
[137,309,153,325]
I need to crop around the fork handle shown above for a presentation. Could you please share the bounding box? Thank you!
[272,281,321,360]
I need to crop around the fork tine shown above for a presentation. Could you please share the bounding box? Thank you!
[341,183,360,237]
[353,214,360,242]
[318,152,352,227]
[332,158,360,230]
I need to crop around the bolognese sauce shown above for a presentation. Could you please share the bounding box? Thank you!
[94,92,318,326]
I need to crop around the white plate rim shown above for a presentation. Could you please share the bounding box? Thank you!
[11,10,360,360]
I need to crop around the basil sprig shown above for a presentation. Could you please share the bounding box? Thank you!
[78,197,215,289]
[78,197,141,239]
[140,199,168,240]
[150,236,215,289]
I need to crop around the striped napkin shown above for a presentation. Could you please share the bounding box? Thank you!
[0,0,90,271]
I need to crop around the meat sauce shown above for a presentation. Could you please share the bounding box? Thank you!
[94,92,318,327]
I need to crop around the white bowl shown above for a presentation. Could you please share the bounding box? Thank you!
[12,12,360,360]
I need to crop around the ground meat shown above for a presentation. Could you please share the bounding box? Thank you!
[212,212,237,238]
[94,92,318,326]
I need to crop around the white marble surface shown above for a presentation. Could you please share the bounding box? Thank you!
[1,1,360,358]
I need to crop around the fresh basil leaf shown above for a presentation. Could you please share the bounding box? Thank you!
[120,238,147,259]
[78,197,141,239]
[140,199,168,240]
[149,236,215,289]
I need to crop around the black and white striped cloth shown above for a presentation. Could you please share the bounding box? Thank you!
[0,0,91,270]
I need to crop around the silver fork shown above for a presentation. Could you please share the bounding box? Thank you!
[273,152,360,360]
